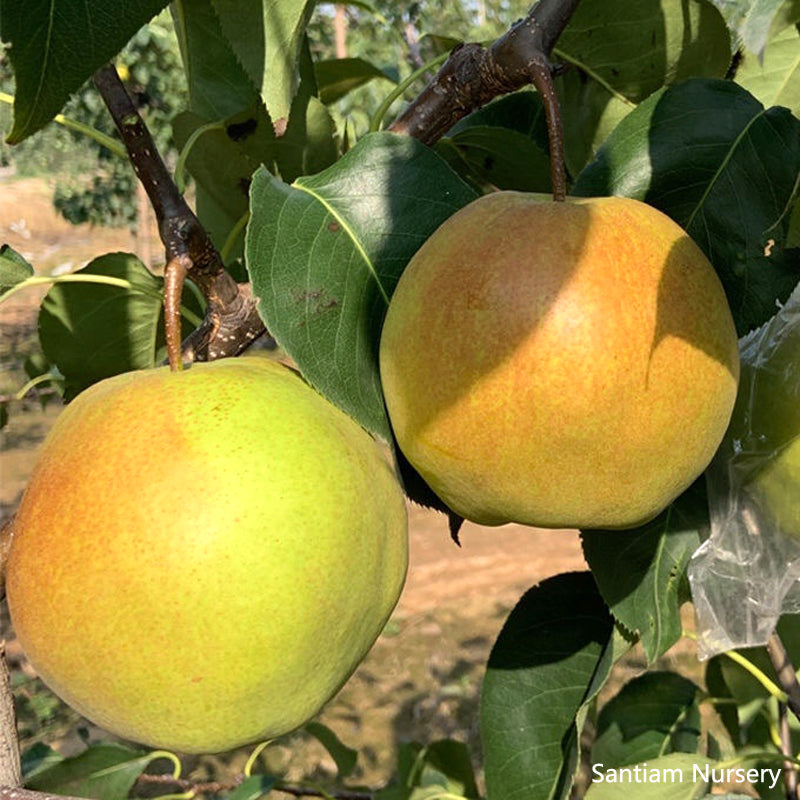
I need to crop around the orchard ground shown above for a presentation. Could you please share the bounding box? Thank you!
[0,175,712,793]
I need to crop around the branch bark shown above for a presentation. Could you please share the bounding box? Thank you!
[777,702,799,800]
[389,0,580,146]
[91,64,268,363]
[767,632,800,723]
[0,645,20,790]
[136,772,375,799]
[0,790,86,800]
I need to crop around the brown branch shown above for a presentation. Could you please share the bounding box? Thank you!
[0,645,21,790]
[777,702,799,800]
[767,632,800,723]
[135,772,374,799]
[0,789,86,800]
[273,786,372,800]
[388,0,580,198]
[91,64,268,362]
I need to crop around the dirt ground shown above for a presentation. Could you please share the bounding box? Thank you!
[0,175,698,793]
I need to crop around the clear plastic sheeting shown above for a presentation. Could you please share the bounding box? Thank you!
[689,283,800,660]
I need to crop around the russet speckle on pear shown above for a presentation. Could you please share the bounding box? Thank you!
[7,357,408,753]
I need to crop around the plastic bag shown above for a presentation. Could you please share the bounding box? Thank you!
[689,283,800,659]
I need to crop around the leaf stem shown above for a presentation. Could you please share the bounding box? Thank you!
[684,629,790,703]
[220,211,251,265]
[243,739,271,777]
[0,273,202,327]
[369,52,450,133]
[14,373,60,401]
[723,649,788,703]
[0,92,127,158]
[144,750,183,779]
[174,120,226,195]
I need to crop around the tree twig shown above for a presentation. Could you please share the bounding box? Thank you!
[0,789,86,800]
[91,64,268,362]
[766,632,800,723]
[135,772,374,799]
[388,0,580,199]
[777,702,799,800]
[0,644,21,790]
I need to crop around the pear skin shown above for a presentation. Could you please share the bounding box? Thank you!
[380,192,739,529]
[7,357,408,753]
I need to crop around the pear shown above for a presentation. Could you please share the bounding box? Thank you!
[6,357,408,753]
[379,192,740,529]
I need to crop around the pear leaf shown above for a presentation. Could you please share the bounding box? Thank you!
[245,131,477,439]
[481,572,616,800]
[574,78,800,335]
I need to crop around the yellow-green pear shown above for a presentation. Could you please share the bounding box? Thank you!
[7,357,408,753]
[379,192,740,529]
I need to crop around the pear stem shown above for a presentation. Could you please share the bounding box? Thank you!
[528,55,566,201]
[389,0,579,201]
[164,255,190,372]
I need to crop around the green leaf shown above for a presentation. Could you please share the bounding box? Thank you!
[735,23,800,116]
[419,740,480,799]
[304,721,358,779]
[0,244,34,292]
[556,0,731,104]
[39,254,163,398]
[581,482,707,663]
[436,128,551,194]
[376,740,478,800]
[436,91,552,191]
[556,72,635,179]
[211,0,315,125]
[0,403,7,430]
[315,57,395,105]
[21,743,62,781]
[585,753,712,799]
[592,672,702,769]
[710,0,799,53]
[245,132,477,439]
[26,743,150,799]
[573,78,800,336]
[480,572,615,800]
[37,253,198,398]
[789,198,800,247]
[172,0,261,120]
[554,0,731,176]
[172,25,336,251]
[0,0,170,142]
[227,774,278,800]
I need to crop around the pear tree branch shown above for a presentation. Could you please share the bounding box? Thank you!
[91,64,268,365]
[0,644,21,790]
[767,633,800,723]
[389,0,580,199]
[135,773,373,799]
[0,778,375,800]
